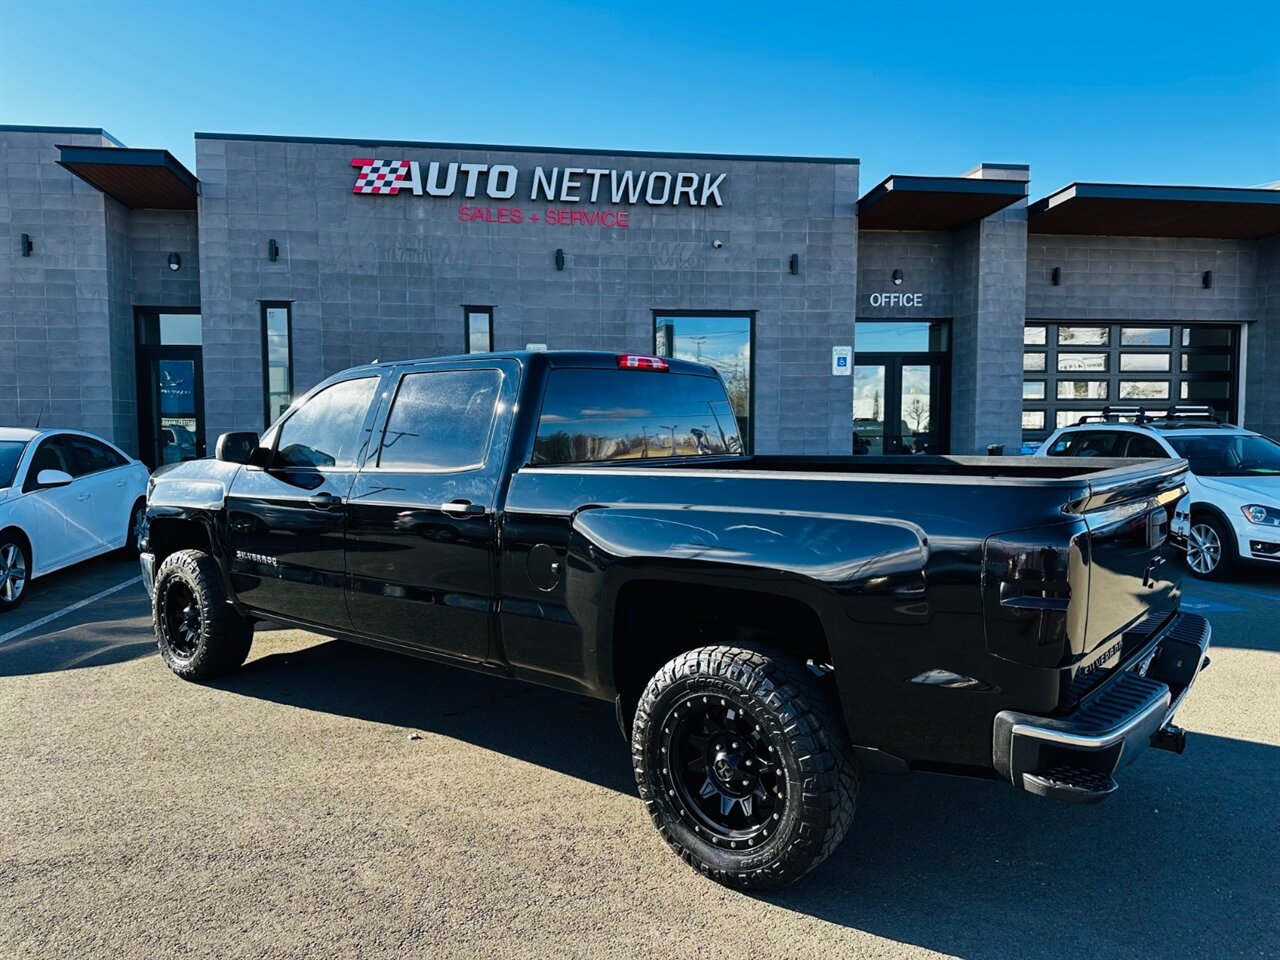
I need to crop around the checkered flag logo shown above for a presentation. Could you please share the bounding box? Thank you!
[351,158,422,195]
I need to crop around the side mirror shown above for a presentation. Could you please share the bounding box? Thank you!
[215,432,263,465]
[36,469,73,489]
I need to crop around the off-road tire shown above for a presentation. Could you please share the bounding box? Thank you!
[632,645,858,890]
[153,549,253,680]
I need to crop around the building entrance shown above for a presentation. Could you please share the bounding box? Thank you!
[135,310,206,468]
[852,321,951,455]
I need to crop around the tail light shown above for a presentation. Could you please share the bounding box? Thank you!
[617,354,669,371]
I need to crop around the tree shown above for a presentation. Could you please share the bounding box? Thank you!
[906,397,929,432]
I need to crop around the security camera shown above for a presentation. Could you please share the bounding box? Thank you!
[712,240,723,249]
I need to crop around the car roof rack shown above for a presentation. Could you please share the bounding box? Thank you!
[1077,405,1147,425]
[1074,404,1223,427]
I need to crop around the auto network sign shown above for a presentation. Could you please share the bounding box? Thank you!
[351,158,727,229]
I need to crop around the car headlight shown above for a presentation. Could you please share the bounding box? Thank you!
[1241,504,1280,525]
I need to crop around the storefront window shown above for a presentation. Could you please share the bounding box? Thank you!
[466,307,493,353]
[1021,323,1238,446]
[654,314,752,450]
[262,302,293,426]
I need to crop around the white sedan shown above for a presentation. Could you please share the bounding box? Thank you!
[0,428,150,611]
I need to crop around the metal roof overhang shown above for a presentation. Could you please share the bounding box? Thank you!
[56,145,199,210]
[857,175,1027,231]
[1027,183,1280,240]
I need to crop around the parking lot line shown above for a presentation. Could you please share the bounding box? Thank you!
[0,576,143,647]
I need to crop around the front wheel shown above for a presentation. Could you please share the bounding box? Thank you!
[153,549,253,680]
[0,535,31,612]
[632,645,858,890]
[1186,515,1235,580]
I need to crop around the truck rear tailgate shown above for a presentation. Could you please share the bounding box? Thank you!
[1079,458,1187,654]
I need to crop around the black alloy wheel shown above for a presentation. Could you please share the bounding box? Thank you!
[163,580,202,659]
[662,694,786,848]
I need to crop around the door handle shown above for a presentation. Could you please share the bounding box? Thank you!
[440,500,486,517]
[78,492,91,501]
[308,492,341,510]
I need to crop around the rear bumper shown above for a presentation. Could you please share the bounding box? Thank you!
[993,612,1211,803]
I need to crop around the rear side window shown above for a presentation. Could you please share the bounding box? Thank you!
[1122,434,1168,459]
[275,377,378,468]
[377,368,502,471]
[1047,431,1124,457]
[533,369,742,465]
[66,436,127,476]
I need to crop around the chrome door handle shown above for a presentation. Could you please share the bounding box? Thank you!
[440,500,486,517]
[308,492,341,510]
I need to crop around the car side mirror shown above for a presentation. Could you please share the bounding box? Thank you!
[36,469,73,489]
[216,431,264,465]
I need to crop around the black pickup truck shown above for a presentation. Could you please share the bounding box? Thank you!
[141,350,1211,889]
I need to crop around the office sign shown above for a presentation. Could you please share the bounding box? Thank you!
[867,293,925,308]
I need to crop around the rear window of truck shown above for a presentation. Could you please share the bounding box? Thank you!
[533,369,742,465]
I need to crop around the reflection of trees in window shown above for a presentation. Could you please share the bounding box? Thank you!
[906,397,929,432]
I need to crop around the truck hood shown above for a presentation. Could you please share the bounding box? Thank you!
[148,458,243,510]
[1195,474,1280,505]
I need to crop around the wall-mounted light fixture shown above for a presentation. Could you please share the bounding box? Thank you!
[891,269,903,286]
[1202,270,1213,289]
[267,239,280,262]
[167,252,182,272]
[789,253,800,275]
[554,248,565,271]
[1051,267,1061,286]
[19,233,33,257]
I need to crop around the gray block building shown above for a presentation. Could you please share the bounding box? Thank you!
[2,123,1277,467]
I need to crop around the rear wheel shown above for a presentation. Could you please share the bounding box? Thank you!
[120,499,146,556]
[0,534,31,612]
[153,549,253,679]
[1187,514,1235,580]
[632,645,857,890]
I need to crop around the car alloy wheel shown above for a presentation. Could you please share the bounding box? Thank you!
[130,503,145,553]
[0,542,27,604]
[1187,522,1222,575]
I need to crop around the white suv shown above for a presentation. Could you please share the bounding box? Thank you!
[1035,406,1280,580]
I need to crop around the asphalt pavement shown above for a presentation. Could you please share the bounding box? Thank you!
[1,555,1277,960]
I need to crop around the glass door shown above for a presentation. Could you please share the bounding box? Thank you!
[137,346,206,468]
[852,358,948,455]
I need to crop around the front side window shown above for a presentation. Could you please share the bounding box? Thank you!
[274,377,377,469]
[25,436,76,490]
[655,314,752,449]
[534,369,741,465]
[377,369,501,471]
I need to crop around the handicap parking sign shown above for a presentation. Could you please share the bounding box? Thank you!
[831,345,852,376]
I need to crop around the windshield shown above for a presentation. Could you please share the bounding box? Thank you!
[1166,433,1280,477]
[0,441,27,489]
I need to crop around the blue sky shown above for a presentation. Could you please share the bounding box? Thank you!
[0,0,1276,195]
